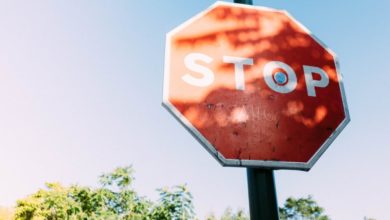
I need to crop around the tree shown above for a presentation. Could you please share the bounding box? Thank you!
[207,196,329,220]
[13,165,333,220]
[150,185,194,220]
[279,195,330,220]
[220,208,248,220]
[14,166,194,220]
[204,208,249,220]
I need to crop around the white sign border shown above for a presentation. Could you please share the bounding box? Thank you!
[162,1,350,171]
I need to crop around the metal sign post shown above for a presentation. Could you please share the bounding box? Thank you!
[234,0,253,4]
[247,168,279,220]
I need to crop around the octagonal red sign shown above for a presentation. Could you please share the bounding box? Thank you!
[163,1,350,170]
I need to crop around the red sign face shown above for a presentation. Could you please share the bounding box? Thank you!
[163,2,350,170]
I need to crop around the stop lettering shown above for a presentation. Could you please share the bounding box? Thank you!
[182,52,330,97]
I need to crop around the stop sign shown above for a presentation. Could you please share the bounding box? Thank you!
[163,2,350,170]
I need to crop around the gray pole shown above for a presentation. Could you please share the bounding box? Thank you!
[247,169,279,220]
[231,1,280,219]
[234,0,253,4]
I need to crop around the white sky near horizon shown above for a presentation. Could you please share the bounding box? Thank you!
[0,0,389,219]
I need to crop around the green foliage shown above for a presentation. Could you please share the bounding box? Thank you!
[204,208,249,220]
[149,185,194,220]
[12,165,334,220]
[220,208,248,220]
[205,195,330,220]
[205,213,217,220]
[14,166,195,220]
[279,195,330,220]
[207,195,328,220]
[99,166,134,191]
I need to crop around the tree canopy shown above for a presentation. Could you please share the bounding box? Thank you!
[279,196,329,220]
[11,166,333,220]
[14,166,194,220]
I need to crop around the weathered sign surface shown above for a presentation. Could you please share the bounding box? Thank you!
[163,1,350,170]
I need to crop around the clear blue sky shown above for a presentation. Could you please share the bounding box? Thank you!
[0,0,389,219]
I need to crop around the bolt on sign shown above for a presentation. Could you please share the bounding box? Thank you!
[163,1,350,170]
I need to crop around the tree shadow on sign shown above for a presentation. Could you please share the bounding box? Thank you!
[169,5,345,163]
